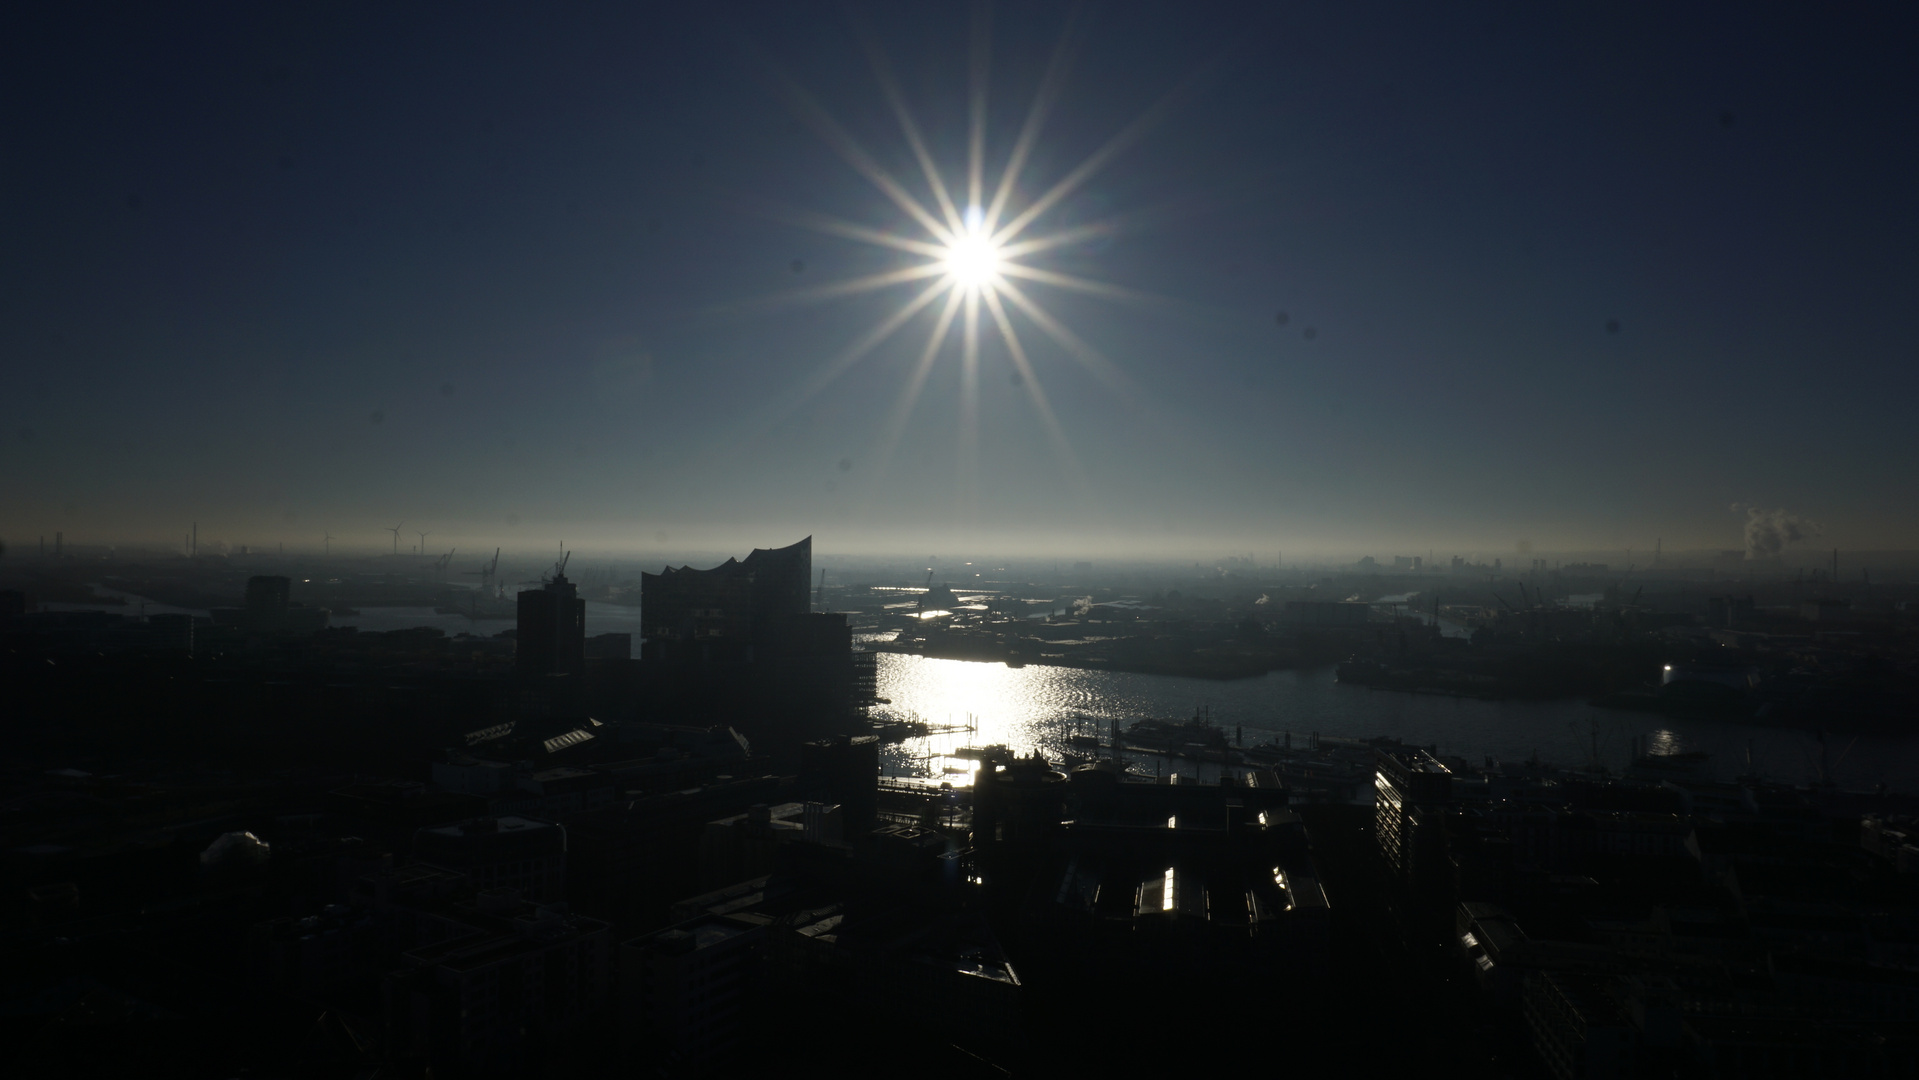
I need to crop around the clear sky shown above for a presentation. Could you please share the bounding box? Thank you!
[4,2,1916,560]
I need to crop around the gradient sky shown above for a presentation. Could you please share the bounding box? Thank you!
[5,2,1916,560]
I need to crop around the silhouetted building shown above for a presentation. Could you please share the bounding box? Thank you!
[228,575,326,632]
[147,612,194,653]
[383,894,610,1075]
[973,751,1068,851]
[1284,600,1371,627]
[699,800,846,887]
[245,575,290,630]
[518,571,585,676]
[1707,595,1756,627]
[798,735,878,834]
[584,631,630,660]
[1027,767,1329,977]
[623,907,770,1070]
[0,589,25,620]
[640,536,811,642]
[638,539,866,734]
[414,816,568,903]
[1376,747,1453,882]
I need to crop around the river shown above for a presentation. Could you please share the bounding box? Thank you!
[868,652,1919,794]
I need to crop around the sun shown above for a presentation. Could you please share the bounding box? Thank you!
[944,210,1001,288]
[740,10,1193,503]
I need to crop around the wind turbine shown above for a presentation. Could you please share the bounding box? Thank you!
[416,531,431,558]
[323,532,334,556]
[386,522,404,555]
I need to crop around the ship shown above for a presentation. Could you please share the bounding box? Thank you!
[1123,706,1231,755]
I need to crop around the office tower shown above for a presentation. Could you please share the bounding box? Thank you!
[517,570,586,676]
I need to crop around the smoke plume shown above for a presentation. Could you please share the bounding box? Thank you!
[1735,504,1819,560]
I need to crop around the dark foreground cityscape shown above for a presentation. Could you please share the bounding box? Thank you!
[5,538,1919,1077]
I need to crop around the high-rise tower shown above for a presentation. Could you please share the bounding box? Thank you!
[517,567,586,677]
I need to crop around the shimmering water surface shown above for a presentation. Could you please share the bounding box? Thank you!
[870,653,1919,794]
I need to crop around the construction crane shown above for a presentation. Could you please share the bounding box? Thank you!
[465,548,501,590]
[521,551,572,588]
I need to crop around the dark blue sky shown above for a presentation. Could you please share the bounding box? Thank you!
[5,2,1915,559]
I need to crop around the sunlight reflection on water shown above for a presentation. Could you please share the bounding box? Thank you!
[870,654,1919,793]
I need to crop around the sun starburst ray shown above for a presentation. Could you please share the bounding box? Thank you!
[853,21,966,237]
[700,262,947,318]
[740,13,1226,516]
[991,278,1141,401]
[700,276,954,471]
[765,206,951,259]
[771,71,955,245]
[982,8,1084,237]
[774,277,953,417]
[981,285,1085,484]
[993,262,1174,307]
[991,62,1215,247]
[968,4,991,215]
[959,286,982,516]
[996,278,1199,448]
[868,287,967,491]
[993,221,1114,261]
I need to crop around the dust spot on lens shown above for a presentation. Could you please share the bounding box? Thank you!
[1302,327,1317,341]
[1275,311,1289,327]
[1606,318,1620,334]
[837,457,853,472]
[792,260,805,274]
[440,382,455,397]
[1719,110,1735,128]
[369,409,386,425]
